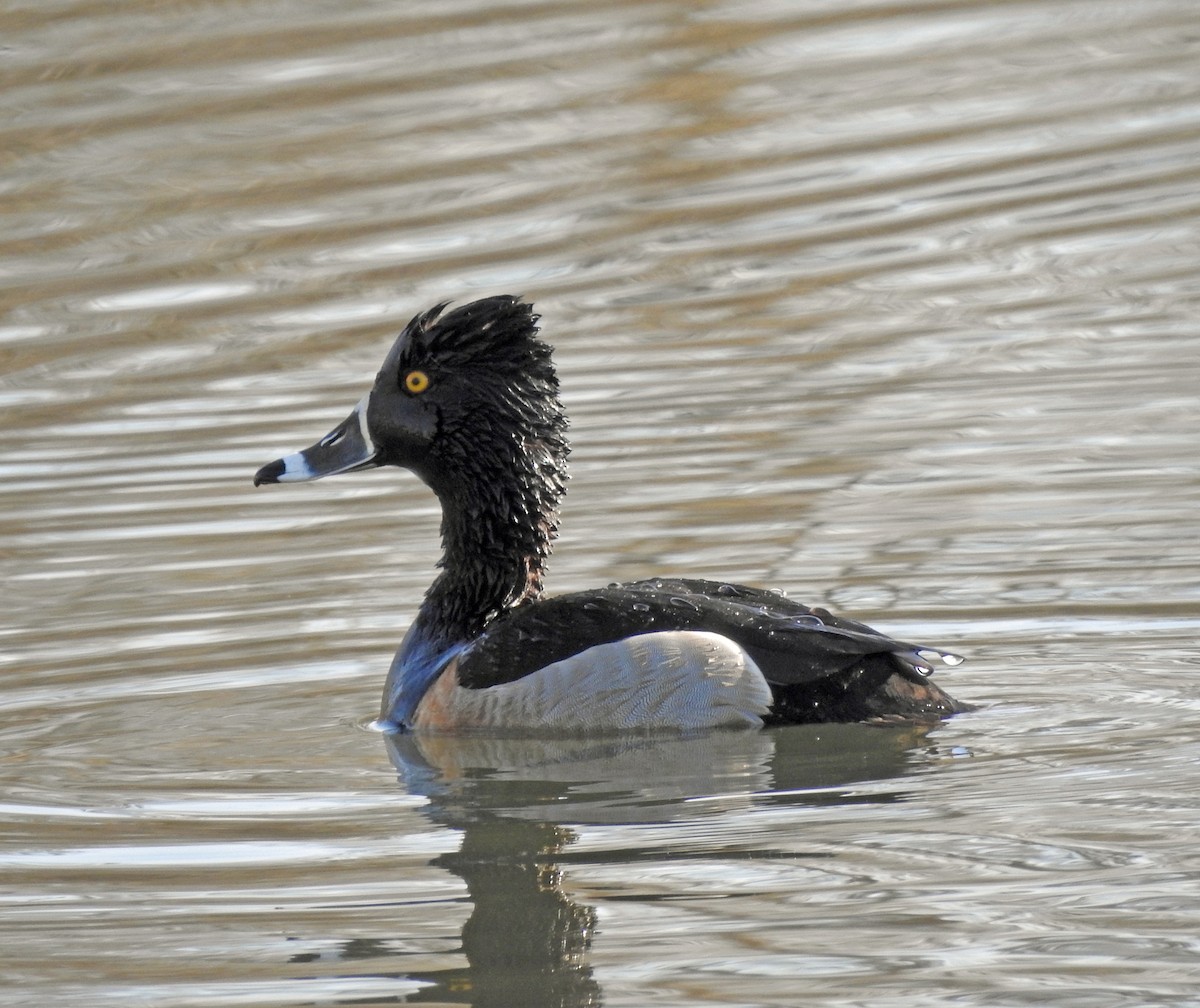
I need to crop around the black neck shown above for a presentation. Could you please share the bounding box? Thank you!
[416,440,565,648]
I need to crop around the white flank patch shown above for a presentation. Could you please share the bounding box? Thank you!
[422,631,773,732]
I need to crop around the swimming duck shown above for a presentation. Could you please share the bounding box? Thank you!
[254,296,968,732]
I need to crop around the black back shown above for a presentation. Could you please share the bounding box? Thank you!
[456,578,953,687]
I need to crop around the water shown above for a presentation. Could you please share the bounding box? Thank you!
[3,1,1199,1005]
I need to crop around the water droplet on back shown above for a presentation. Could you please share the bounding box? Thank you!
[918,648,964,667]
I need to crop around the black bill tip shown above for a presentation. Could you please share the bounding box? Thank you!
[253,459,286,486]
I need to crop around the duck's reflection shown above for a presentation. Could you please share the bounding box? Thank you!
[417,820,598,1006]
[373,724,938,1007]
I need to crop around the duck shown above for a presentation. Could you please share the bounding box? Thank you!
[254,295,969,733]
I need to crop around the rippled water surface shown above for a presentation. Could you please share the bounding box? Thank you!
[4,1,1199,1005]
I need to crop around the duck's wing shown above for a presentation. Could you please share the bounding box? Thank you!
[455,577,963,692]
[654,578,965,686]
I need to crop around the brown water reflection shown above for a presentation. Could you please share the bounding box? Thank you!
[3,0,1200,1005]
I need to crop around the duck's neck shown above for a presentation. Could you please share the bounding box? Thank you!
[418,519,551,649]
[382,443,566,728]
[415,437,566,652]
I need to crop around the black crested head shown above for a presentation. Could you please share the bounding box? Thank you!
[367,296,571,638]
[386,295,556,380]
[367,295,568,492]
[376,297,556,412]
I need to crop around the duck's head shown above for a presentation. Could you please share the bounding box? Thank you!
[253,295,569,505]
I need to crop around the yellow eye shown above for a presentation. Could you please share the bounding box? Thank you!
[403,370,430,394]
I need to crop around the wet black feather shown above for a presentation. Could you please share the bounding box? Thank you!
[456,578,968,724]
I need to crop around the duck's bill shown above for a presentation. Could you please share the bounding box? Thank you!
[253,395,378,485]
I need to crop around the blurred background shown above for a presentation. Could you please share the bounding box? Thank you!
[3,1,1198,1005]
